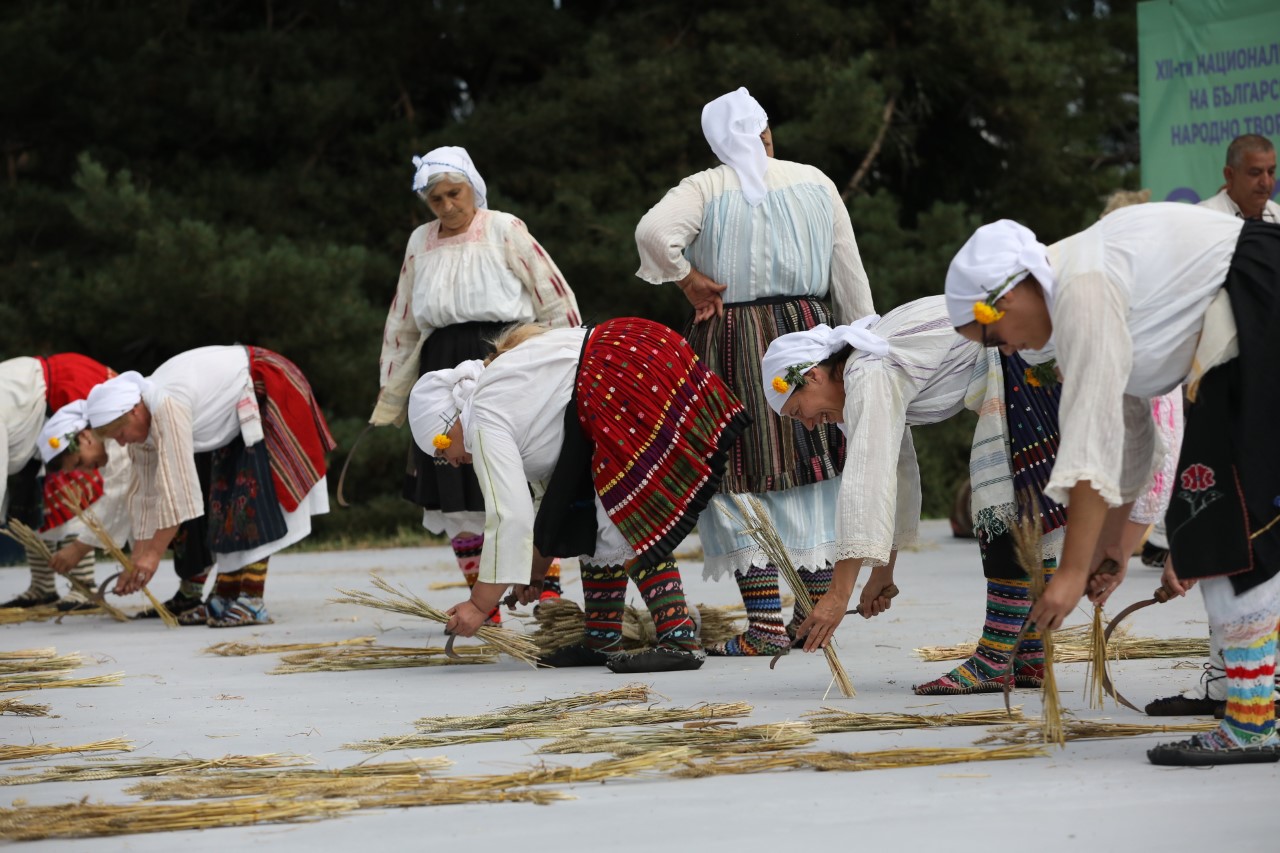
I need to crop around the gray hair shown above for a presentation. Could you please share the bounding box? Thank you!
[1226,134,1275,169]
[417,170,471,200]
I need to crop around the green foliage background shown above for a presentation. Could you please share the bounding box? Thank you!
[0,0,1141,543]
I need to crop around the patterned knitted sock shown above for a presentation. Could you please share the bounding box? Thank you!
[62,548,97,603]
[450,532,498,624]
[1215,625,1279,747]
[540,560,563,601]
[628,558,700,653]
[214,569,244,600]
[1014,562,1056,680]
[914,575,1037,695]
[179,572,209,600]
[237,560,269,599]
[710,565,789,656]
[580,562,628,652]
[788,564,833,638]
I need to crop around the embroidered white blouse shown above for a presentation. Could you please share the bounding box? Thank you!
[374,209,581,426]
[836,296,983,566]
[634,159,874,323]
[0,357,45,511]
[127,346,258,540]
[1043,202,1244,508]
[463,328,634,585]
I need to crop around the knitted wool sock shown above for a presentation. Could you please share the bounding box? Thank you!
[450,532,498,624]
[214,569,244,600]
[710,565,789,656]
[788,565,833,638]
[17,546,57,601]
[178,572,209,600]
[237,560,269,599]
[628,558,700,653]
[580,562,628,652]
[1013,562,1056,680]
[541,560,563,600]
[62,548,97,603]
[1214,625,1279,747]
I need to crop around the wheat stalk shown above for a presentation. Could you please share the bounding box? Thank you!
[0,738,133,763]
[802,706,1026,733]
[975,717,1218,745]
[0,697,51,717]
[203,636,378,656]
[0,672,123,692]
[538,721,816,757]
[414,685,655,732]
[270,646,496,673]
[673,743,1047,778]
[0,520,129,622]
[0,753,316,787]
[1008,501,1063,747]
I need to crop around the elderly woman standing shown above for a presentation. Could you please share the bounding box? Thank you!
[634,88,874,656]
[409,318,750,673]
[944,205,1280,765]
[373,147,581,614]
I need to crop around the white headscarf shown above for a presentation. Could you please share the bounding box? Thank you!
[944,220,1056,328]
[411,146,489,210]
[408,360,486,454]
[701,87,770,206]
[38,400,89,464]
[760,317,888,414]
[85,371,152,428]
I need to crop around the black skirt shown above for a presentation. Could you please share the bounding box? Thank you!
[402,320,508,513]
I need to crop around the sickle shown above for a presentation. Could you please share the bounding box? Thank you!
[54,571,128,624]
[771,583,900,670]
[1099,584,1175,711]
[335,424,376,508]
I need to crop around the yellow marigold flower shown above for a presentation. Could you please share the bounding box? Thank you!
[49,436,61,449]
[973,301,1005,325]
[771,376,790,394]
[432,434,452,450]
[1023,367,1041,388]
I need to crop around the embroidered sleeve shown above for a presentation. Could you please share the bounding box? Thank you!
[372,235,428,426]
[825,177,875,323]
[503,219,581,329]
[634,178,708,285]
[128,397,204,540]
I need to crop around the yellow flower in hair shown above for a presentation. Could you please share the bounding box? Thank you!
[432,434,452,450]
[973,301,1005,325]
[771,376,790,394]
[49,436,61,450]
[1023,367,1041,388]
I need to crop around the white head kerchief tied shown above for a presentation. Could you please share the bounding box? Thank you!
[760,316,888,414]
[39,400,89,463]
[701,87,770,206]
[408,360,486,454]
[85,371,152,428]
[411,146,489,209]
[944,220,1056,328]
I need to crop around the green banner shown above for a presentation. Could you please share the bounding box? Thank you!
[1139,0,1280,203]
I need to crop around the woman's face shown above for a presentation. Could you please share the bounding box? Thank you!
[423,178,478,234]
[760,126,774,158]
[434,420,472,467]
[780,367,845,431]
[58,429,109,471]
[100,403,152,446]
[955,278,1054,355]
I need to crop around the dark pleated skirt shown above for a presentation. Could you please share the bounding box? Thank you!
[402,320,508,513]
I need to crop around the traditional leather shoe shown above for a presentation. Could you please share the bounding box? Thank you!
[605,647,705,674]
[537,643,609,668]
[1144,694,1224,717]
[1148,735,1280,766]
[56,598,97,612]
[133,589,204,621]
[0,590,58,608]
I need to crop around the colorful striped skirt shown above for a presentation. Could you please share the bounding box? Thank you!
[576,318,751,568]
[248,347,338,514]
[683,295,844,494]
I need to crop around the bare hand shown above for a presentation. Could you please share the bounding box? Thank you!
[444,600,489,637]
[795,595,848,652]
[510,584,543,606]
[1028,567,1087,633]
[677,268,728,322]
[49,542,92,574]
[857,568,895,619]
[1086,548,1129,607]
[1160,556,1196,597]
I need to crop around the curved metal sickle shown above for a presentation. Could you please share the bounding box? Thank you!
[335,424,376,508]
[1100,585,1174,712]
[771,583,900,670]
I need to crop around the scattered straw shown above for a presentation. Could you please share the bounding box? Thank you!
[331,575,541,667]
[0,753,315,787]
[271,645,496,673]
[414,685,655,732]
[203,636,377,657]
[127,758,452,800]
[0,521,129,622]
[0,648,58,660]
[674,743,1047,778]
[0,653,84,675]
[803,706,1025,734]
[0,672,123,692]
[538,721,816,757]
[723,495,855,697]
[0,697,51,717]
[975,718,1218,745]
[915,626,1209,663]
[0,738,133,763]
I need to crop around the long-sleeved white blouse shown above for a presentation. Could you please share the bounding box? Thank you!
[634,159,874,324]
[0,357,45,511]
[1043,202,1244,508]
[836,296,983,566]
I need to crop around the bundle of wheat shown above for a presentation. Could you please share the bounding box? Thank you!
[270,645,496,673]
[0,521,128,622]
[0,738,133,763]
[528,598,745,652]
[802,706,1025,734]
[537,721,816,757]
[0,672,123,693]
[974,718,1218,745]
[0,697,51,717]
[203,636,377,657]
[413,685,655,732]
[673,743,1047,778]
[0,753,315,787]
[127,758,452,800]
[1008,507,1063,747]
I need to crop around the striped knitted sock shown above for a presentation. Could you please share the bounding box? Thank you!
[214,569,244,599]
[628,558,700,653]
[1013,562,1056,680]
[450,532,498,624]
[788,565,833,638]
[14,545,57,603]
[541,559,563,601]
[237,560,269,599]
[1212,625,1279,747]
[179,572,208,600]
[711,565,789,656]
[581,561,628,652]
[914,574,1039,695]
[62,548,98,603]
